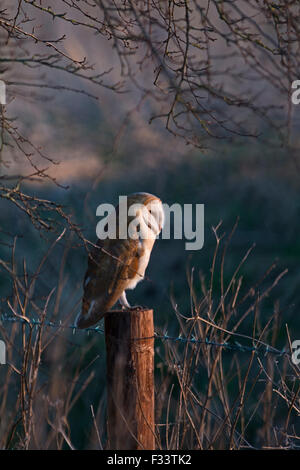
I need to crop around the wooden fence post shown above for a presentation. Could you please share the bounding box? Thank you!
[104,308,155,450]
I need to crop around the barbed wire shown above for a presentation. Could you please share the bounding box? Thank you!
[0,314,291,358]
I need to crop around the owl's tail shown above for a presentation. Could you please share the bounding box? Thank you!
[75,298,106,329]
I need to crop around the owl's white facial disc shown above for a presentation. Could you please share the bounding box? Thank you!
[143,200,164,237]
[127,199,164,241]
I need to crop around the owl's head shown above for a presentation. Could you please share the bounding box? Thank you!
[126,192,165,240]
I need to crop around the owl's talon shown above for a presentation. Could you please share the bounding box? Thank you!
[129,305,144,311]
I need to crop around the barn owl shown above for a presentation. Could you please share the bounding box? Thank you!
[76,192,164,329]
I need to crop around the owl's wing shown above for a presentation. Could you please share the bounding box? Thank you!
[76,237,140,328]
